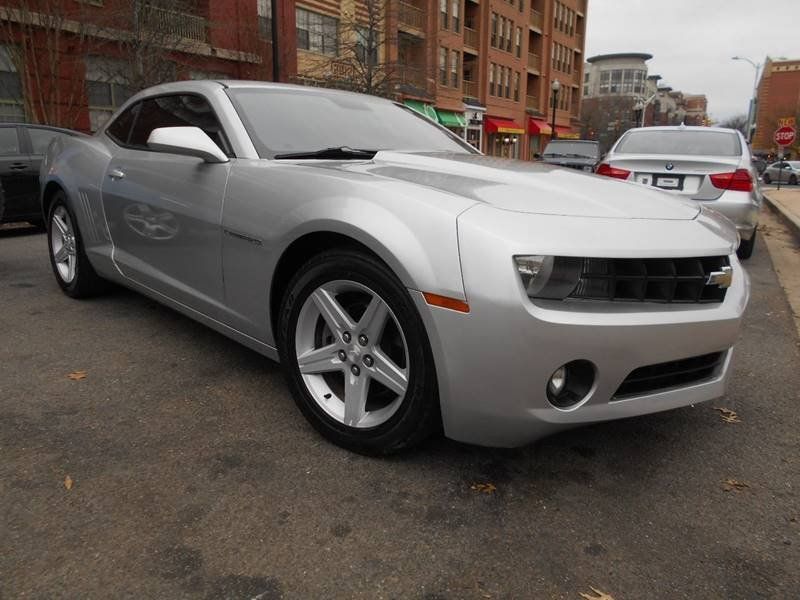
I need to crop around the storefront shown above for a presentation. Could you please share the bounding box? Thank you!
[403,99,438,121]
[484,117,525,159]
[436,109,467,141]
[554,126,580,140]
[464,105,485,152]
[528,118,552,159]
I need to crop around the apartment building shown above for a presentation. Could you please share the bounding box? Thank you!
[0,0,296,132]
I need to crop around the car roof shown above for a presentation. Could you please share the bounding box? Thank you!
[624,125,740,135]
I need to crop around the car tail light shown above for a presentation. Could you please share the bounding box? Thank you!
[596,163,631,180]
[709,169,753,192]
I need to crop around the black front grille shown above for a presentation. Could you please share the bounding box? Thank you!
[569,256,729,303]
[614,351,725,399]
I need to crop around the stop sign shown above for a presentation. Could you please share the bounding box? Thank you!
[774,126,796,146]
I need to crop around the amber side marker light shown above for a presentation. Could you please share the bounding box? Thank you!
[423,292,471,313]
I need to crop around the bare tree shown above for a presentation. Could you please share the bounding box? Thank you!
[297,0,407,98]
[718,114,748,135]
[0,0,96,127]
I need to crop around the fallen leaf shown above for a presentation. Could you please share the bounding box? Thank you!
[722,478,749,492]
[64,475,73,490]
[67,370,87,381]
[579,586,615,600]
[713,407,740,423]
[470,483,496,494]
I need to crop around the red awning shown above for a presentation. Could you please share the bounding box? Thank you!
[484,117,525,135]
[528,118,552,135]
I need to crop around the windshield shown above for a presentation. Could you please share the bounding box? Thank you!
[615,130,741,156]
[227,87,474,158]
[542,141,599,158]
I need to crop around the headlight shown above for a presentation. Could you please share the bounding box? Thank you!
[514,255,582,299]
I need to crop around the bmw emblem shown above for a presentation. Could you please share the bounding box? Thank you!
[665,162,674,171]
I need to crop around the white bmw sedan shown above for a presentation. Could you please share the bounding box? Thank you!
[41,81,749,454]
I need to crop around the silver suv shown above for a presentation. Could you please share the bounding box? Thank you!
[596,126,761,259]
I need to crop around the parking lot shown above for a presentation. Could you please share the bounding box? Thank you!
[1,221,799,599]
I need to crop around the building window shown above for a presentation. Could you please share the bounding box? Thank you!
[513,71,520,101]
[515,27,522,58]
[257,0,272,38]
[450,50,460,88]
[504,19,512,52]
[296,7,338,56]
[489,62,495,96]
[0,46,24,122]
[356,26,378,65]
[85,57,134,132]
[451,0,460,32]
[440,0,448,30]
[490,13,498,47]
[439,47,448,86]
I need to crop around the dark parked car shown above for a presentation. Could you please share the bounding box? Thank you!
[0,124,81,227]
[540,139,601,172]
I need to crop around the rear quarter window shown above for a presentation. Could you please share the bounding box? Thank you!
[615,130,741,156]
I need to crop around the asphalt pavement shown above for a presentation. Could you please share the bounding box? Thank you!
[1,224,799,599]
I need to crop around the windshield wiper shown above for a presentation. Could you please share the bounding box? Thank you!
[544,152,591,159]
[274,146,378,160]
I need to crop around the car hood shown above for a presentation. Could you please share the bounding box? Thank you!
[331,151,701,220]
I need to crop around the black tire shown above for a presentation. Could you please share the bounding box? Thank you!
[737,229,756,260]
[790,174,797,186]
[47,191,108,298]
[763,173,771,184]
[277,249,440,455]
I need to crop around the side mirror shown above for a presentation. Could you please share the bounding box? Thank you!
[147,126,229,163]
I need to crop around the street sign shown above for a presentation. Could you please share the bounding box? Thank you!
[774,126,796,147]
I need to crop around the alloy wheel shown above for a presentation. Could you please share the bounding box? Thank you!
[50,205,77,283]
[294,280,409,429]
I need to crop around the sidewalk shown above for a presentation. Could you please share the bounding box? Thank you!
[763,187,800,239]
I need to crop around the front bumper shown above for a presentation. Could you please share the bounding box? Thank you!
[414,205,749,448]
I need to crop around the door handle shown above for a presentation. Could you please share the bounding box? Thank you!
[108,168,125,180]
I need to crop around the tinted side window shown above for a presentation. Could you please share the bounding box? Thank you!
[106,102,140,145]
[28,128,65,155]
[128,94,232,156]
[0,127,19,155]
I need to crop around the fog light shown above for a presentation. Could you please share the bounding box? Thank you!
[546,360,596,409]
[548,366,567,397]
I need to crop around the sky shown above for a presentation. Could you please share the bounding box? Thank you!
[585,0,800,123]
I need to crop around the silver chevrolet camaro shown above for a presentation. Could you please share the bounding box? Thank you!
[41,81,749,454]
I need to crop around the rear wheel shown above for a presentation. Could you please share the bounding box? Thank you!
[47,192,107,297]
[277,250,440,454]
[763,173,771,184]
[737,229,756,260]
[790,174,797,186]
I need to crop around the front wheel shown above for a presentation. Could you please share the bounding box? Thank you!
[277,250,440,454]
[47,192,107,297]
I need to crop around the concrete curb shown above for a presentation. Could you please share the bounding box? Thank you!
[763,192,800,241]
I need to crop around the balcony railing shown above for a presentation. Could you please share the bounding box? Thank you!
[463,80,478,97]
[464,27,478,49]
[140,5,207,43]
[395,64,427,89]
[530,9,543,30]
[526,94,539,110]
[399,2,425,31]
[527,53,541,72]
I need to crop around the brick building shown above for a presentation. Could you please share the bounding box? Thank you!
[752,57,800,156]
[0,0,297,132]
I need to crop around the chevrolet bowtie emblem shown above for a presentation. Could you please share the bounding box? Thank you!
[706,265,733,288]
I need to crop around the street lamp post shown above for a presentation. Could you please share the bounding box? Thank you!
[732,56,761,144]
[551,79,561,140]
[633,99,645,129]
